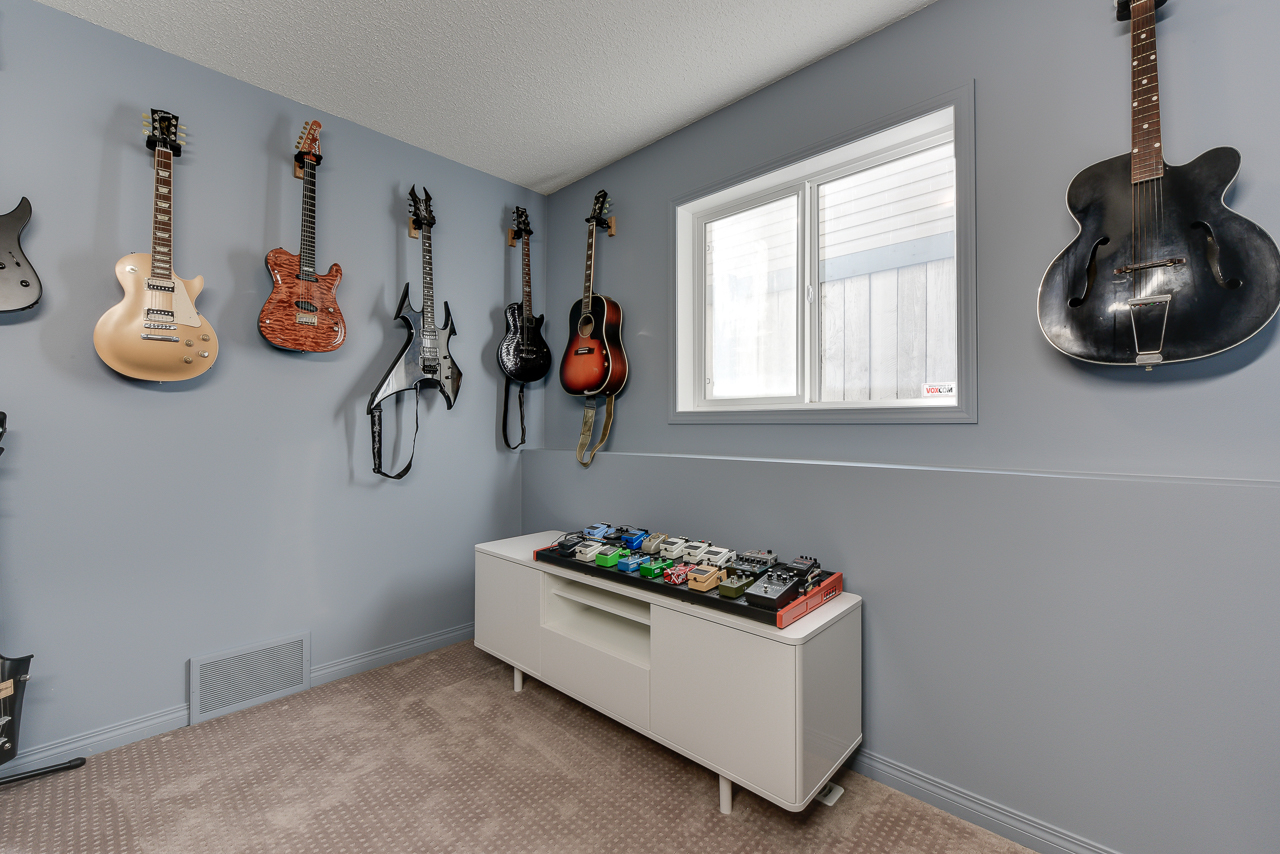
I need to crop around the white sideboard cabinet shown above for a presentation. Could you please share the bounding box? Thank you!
[474,532,863,813]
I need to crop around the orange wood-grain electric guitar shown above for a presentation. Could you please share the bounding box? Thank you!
[93,109,219,382]
[259,120,345,352]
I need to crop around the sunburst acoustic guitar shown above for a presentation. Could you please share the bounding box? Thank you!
[260,120,345,352]
[93,109,218,382]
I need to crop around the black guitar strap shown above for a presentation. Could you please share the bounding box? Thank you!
[575,393,615,468]
[501,377,527,450]
[370,388,420,480]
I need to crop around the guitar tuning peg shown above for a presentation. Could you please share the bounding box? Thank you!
[178,125,187,129]
[177,132,187,138]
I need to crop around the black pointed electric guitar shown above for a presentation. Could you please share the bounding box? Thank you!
[497,207,551,383]
[1038,0,1280,366]
[0,198,42,312]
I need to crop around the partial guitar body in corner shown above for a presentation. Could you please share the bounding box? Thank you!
[0,198,42,313]
[498,206,551,383]
[260,120,345,352]
[560,190,627,396]
[1038,0,1280,366]
[93,109,219,382]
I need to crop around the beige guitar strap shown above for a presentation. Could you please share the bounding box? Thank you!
[575,394,615,468]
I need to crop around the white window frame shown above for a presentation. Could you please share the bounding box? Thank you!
[670,84,977,425]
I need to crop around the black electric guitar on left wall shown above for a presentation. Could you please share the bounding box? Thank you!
[0,198,43,312]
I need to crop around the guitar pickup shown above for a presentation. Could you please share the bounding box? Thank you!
[141,333,180,342]
[1115,257,1186,275]
[295,313,318,326]
[147,309,175,321]
[146,279,176,292]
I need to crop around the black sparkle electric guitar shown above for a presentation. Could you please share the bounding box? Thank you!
[0,198,42,312]
[497,207,551,383]
[1038,0,1280,366]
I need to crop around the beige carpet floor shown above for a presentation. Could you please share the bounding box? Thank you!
[0,642,1032,854]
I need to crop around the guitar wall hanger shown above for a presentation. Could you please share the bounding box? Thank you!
[508,216,615,246]
[1116,0,1167,22]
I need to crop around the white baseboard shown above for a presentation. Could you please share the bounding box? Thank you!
[310,623,474,685]
[1,623,475,778]
[852,750,1123,854]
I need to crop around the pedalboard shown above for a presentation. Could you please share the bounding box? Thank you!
[535,530,846,629]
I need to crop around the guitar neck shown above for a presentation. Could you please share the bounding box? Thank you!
[522,234,533,319]
[581,222,597,312]
[1130,0,1164,183]
[299,159,318,281]
[421,228,436,334]
[151,148,174,279]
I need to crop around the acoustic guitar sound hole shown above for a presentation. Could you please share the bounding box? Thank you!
[578,315,594,337]
[295,300,318,312]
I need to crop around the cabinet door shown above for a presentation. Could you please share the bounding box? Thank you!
[474,552,541,676]
[650,607,797,804]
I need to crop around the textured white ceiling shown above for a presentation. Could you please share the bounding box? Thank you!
[37,0,938,193]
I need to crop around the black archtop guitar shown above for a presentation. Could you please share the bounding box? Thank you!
[497,207,551,383]
[1038,0,1280,367]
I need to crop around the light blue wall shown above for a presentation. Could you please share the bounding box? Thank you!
[0,0,544,767]
[530,1,1280,853]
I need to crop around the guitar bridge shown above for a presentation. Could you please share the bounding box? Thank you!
[295,313,318,326]
[1128,294,1171,367]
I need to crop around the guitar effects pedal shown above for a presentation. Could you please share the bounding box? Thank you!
[659,537,688,560]
[640,533,667,555]
[575,541,605,562]
[595,546,628,568]
[641,558,672,578]
[687,565,726,592]
[739,549,779,570]
[681,540,712,561]
[618,553,647,572]
[702,546,735,567]
[745,567,804,610]
[718,570,756,599]
[620,528,648,550]
[554,535,585,558]
[583,523,613,540]
[664,563,694,585]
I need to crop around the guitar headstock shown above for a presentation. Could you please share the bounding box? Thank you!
[409,185,435,234]
[0,410,6,459]
[145,109,186,157]
[512,206,533,239]
[295,120,323,167]
[586,190,611,227]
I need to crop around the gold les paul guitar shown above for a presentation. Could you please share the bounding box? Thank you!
[94,109,218,381]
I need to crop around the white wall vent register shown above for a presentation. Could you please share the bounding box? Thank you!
[188,633,311,725]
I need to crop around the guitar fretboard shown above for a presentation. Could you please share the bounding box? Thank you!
[1130,0,1164,184]
[581,222,598,313]
[299,159,318,281]
[522,233,533,344]
[152,148,174,278]
[421,227,437,343]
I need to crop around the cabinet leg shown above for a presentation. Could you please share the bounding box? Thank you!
[719,775,732,814]
[513,667,523,692]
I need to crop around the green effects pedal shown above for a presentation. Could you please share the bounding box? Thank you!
[641,558,672,578]
[718,571,756,599]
